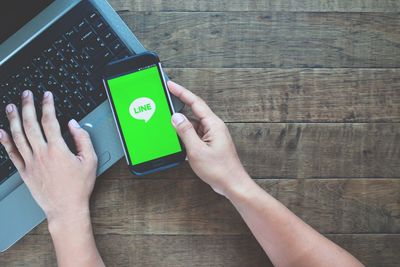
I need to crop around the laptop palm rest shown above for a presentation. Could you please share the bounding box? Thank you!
[0,184,45,252]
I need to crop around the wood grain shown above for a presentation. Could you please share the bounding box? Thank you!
[111,0,400,12]
[233,123,400,178]
[100,123,400,179]
[30,178,400,235]
[165,68,400,122]
[120,12,400,68]
[2,234,399,267]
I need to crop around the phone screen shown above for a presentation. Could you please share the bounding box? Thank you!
[106,65,182,165]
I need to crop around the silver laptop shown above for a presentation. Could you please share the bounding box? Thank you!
[0,0,183,252]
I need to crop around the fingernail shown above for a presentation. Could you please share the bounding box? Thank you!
[22,90,30,98]
[172,113,185,126]
[6,104,14,114]
[44,91,51,98]
[69,119,81,128]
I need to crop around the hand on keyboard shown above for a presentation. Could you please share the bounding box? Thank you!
[0,9,133,183]
[0,90,98,225]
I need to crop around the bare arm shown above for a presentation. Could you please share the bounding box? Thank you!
[0,90,104,267]
[226,175,363,267]
[168,81,364,267]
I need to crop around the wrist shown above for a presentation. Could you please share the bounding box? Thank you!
[47,205,92,235]
[223,170,257,201]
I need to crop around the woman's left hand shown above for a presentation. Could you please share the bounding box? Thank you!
[0,90,98,225]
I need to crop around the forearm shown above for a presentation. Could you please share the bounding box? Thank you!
[225,174,364,267]
[48,208,105,267]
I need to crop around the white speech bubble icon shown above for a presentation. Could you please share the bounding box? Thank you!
[129,97,156,123]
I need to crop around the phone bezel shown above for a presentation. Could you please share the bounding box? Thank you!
[102,52,186,175]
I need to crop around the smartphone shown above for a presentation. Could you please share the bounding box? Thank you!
[102,52,186,175]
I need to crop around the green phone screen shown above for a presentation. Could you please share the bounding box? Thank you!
[106,65,182,165]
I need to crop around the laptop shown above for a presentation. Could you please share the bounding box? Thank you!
[0,0,183,252]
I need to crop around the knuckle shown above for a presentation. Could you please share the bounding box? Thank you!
[22,97,31,105]
[41,113,52,125]
[36,151,48,163]
[48,144,64,156]
[7,149,17,159]
[187,149,197,159]
[193,95,203,105]
[42,116,60,131]
[187,147,202,159]
[7,110,18,120]
[84,150,97,165]
[214,118,226,129]
[37,144,49,155]
[80,129,90,138]
[179,122,193,134]
[91,152,98,164]
[23,117,35,130]
[197,96,206,105]
[12,132,26,145]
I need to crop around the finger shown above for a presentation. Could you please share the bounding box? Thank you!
[68,119,96,161]
[6,104,32,159]
[0,129,25,171]
[41,91,63,144]
[168,81,215,121]
[21,90,46,149]
[171,113,203,152]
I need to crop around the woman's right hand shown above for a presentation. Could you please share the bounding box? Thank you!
[168,81,251,196]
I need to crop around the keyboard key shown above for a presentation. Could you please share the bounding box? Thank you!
[36,83,47,95]
[110,40,124,55]
[76,19,88,31]
[54,37,66,49]
[55,66,69,81]
[72,27,94,49]
[29,68,44,84]
[92,19,107,33]
[41,59,56,72]
[64,27,76,39]
[84,48,112,72]
[43,46,57,60]
[1,95,11,106]
[59,42,77,60]
[87,11,99,23]
[102,31,116,44]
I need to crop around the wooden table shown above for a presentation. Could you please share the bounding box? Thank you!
[2,1,400,266]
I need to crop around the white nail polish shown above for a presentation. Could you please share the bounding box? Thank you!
[69,119,81,128]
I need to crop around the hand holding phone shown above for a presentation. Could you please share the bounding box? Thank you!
[168,81,249,196]
[103,52,186,175]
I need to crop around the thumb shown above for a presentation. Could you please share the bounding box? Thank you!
[172,113,203,150]
[68,119,96,159]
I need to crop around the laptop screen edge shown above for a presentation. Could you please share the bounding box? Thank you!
[0,0,81,65]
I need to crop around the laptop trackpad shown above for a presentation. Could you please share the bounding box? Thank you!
[80,102,125,173]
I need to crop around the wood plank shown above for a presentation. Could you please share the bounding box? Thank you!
[31,179,400,235]
[165,68,400,122]
[328,234,400,267]
[110,0,400,12]
[229,123,400,178]
[120,12,400,68]
[1,234,399,267]
[100,123,400,179]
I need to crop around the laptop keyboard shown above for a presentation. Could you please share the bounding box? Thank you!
[0,8,134,182]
